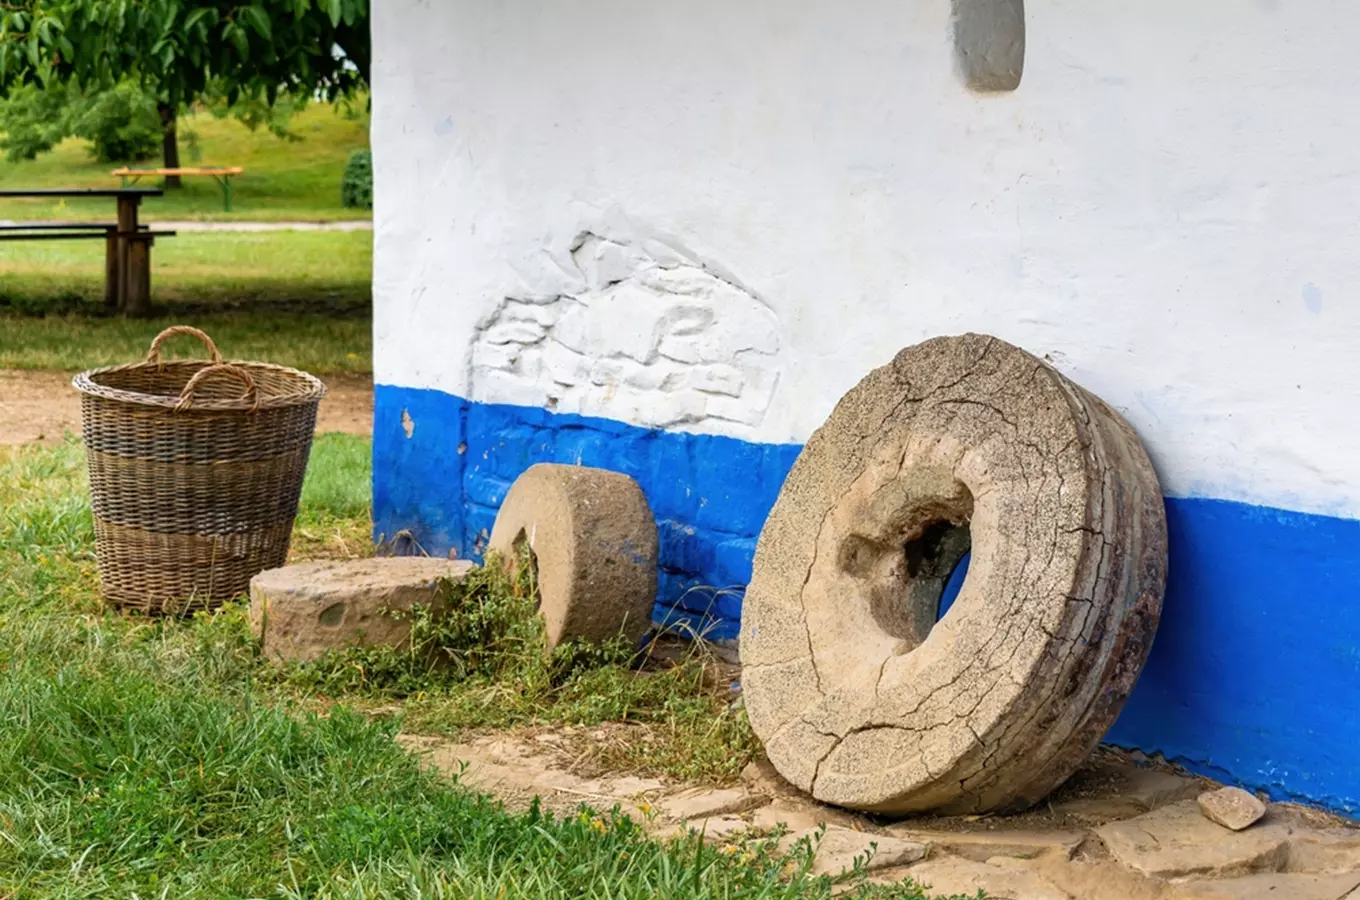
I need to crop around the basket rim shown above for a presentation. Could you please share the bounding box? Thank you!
[72,358,327,411]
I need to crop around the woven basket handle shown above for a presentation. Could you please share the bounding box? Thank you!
[146,326,223,366]
[175,364,258,411]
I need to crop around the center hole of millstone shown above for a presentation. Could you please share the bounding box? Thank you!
[845,482,975,652]
[904,520,973,626]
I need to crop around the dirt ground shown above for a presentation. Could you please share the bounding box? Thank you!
[0,369,373,444]
[402,729,1360,900]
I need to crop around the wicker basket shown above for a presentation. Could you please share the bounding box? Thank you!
[73,326,326,614]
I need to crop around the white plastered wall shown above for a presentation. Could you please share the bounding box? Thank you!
[372,0,1360,519]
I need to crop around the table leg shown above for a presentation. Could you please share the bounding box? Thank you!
[104,230,120,311]
[124,235,154,315]
[115,195,146,316]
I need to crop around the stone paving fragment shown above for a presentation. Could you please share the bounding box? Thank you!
[1096,801,1291,878]
[1168,872,1360,899]
[784,826,927,877]
[659,787,766,822]
[886,825,1086,862]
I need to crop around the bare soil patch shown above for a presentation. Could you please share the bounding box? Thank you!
[0,369,372,445]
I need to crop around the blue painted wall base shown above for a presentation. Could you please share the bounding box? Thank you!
[373,386,800,640]
[374,384,1360,814]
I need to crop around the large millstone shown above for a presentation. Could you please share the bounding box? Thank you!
[250,558,475,662]
[740,333,1167,815]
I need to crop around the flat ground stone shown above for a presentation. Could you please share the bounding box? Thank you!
[886,826,1085,862]
[1123,766,1207,811]
[659,787,765,822]
[750,797,862,834]
[788,826,927,877]
[1170,873,1360,900]
[682,815,749,842]
[740,334,1167,814]
[901,857,1072,900]
[1198,787,1267,831]
[250,558,474,662]
[1095,801,1291,878]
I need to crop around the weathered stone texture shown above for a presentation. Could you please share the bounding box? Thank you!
[250,558,475,662]
[488,463,657,649]
[740,333,1168,814]
[1198,787,1268,831]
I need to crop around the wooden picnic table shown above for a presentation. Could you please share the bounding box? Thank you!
[0,188,167,315]
[113,166,243,212]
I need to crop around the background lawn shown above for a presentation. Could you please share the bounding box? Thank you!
[0,231,371,373]
[0,100,371,222]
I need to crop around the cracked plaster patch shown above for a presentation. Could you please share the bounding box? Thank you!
[468,228,783,433]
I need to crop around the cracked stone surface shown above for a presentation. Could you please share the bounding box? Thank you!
[740,333,1168,814]
[488,464,658,650]
[249,558,475,662]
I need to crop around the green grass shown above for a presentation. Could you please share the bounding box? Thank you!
[0,101,372,222]
[0,230,371,373]
[0,438,978,898]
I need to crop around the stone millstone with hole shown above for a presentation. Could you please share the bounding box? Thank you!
[740,333,1167,815]
[250,558,475,662]
[488,463,658,650]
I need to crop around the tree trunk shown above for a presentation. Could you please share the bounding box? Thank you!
[158,104,182,188]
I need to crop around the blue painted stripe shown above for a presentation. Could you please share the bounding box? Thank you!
[373,385,801,639]
[1109,498,1360,814]
[373,384,1360,813]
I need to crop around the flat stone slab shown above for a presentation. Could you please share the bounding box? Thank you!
[749,797,863,834]
[659,787,766,822]
[887,825,1086,862]
[1198,787,1267,831]
[1123,765,1208,811]
[1170,872,1360,900]
[1095,801,1291,878]
[784,826,927,877]
[250,558,475,662]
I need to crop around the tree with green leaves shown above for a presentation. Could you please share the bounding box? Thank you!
[0,0,368,184]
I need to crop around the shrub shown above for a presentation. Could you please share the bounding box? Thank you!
[0,79,160,164]
[341,148,373,209]
[70,81,162,162]
[0,81,75,162]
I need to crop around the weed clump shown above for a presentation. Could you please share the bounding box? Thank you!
[273,550,757,782]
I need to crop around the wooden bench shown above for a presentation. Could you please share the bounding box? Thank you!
[0,188,169,315]
[0,221,153,240]
[112,166,243,212]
